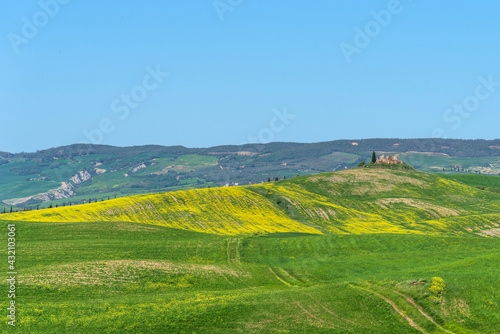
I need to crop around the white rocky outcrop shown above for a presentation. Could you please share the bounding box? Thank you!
[70,170,92,184]
[3,182,75,206]
[131,163,147,173]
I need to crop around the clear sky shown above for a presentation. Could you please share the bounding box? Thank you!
[1,0,499,153]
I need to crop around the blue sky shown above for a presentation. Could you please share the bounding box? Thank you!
[1,0,499,153]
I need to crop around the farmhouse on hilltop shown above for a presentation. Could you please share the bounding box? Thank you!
[376,154,404,165]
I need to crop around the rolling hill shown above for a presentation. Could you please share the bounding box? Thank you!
[1,167,499,333]
[2,139,500,210]
[4,167,500,237]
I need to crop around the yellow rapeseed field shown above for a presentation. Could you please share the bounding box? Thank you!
[3,187,322,235]
[4,168,499,236]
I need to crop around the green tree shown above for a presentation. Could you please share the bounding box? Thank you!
[358,161,366,167]
[371,151,377,164]
[275,177,279,181]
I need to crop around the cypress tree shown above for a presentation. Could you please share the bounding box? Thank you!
[371,151,377,164]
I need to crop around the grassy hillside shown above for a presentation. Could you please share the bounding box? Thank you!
[1,186,321,235]
[4,168,500,237]
[0,153,220,208]
[1,168,499,333]
[391,151,500,175]
[252,168,500,236]
[0,221,498,333]
[440,173,500,193]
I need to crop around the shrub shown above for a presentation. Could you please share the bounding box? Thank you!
[428,277,445,303]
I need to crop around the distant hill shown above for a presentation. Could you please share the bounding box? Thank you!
[4,168,499,237]
[8,138,500,158]
[1,138,500,208]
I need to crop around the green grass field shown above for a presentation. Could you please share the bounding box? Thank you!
[440,174,500,193]
[391,152,500,175]
[1,168,499,333]
[1,222,498,333]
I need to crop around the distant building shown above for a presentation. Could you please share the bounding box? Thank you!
[375,154,404,165]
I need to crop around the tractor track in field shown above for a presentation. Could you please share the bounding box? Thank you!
[268,267,294,287]
[350,282,457,334]
[352,284,428,334]
[226,237,241,265]
[391,290,455,334]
